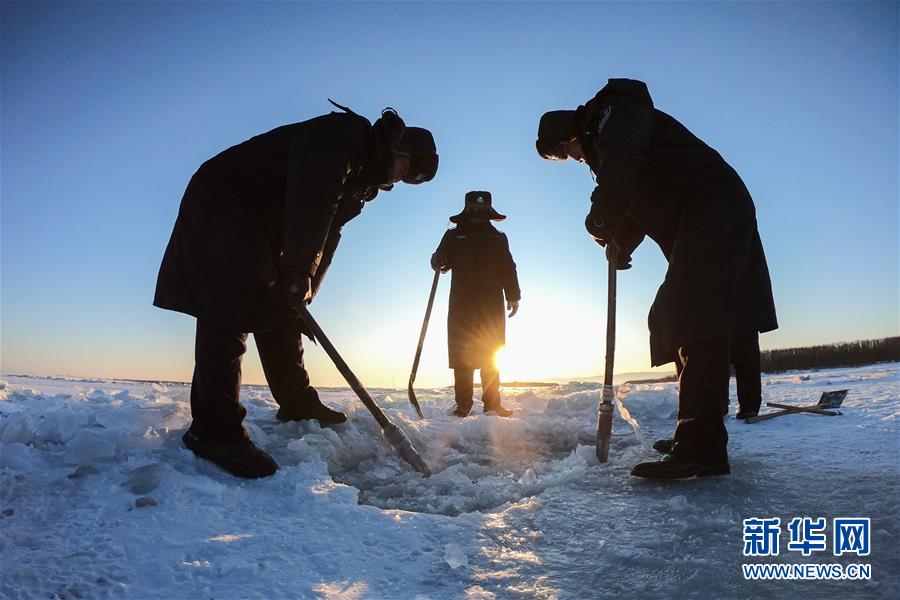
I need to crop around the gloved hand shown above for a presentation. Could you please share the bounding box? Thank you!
[587,217,634,270]
[281,268,312,319]
[613,250,633,270]
[430,252,450,272]
[613,215,645,271]
[585,214,613,247]
[598,239,634,270]
[586,203,643,270]
[507,300,520,318]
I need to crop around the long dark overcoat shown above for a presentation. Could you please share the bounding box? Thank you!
[154,111,377,333]
[582,79,777,366]
[435,222,521,369]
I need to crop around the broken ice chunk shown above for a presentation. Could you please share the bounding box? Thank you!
[0,413,34,445]
[125,463,167,494]
[64,428,117,464]
[443,543,468,569]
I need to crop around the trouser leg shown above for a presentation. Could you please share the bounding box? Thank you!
[672,337,730,465]
[730,331,762,414]
[189,319,249,442]
[480,365,501,410]
[454,368,474,413]
[254,323,317,408]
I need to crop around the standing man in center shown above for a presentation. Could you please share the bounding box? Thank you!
[431,191,521,417]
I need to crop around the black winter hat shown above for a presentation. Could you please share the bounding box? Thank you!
[398,127,439,184]
[536,110,576,160]
[449,191,506,223]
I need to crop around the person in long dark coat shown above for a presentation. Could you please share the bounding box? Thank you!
[431,191,521,417]
[154,101,438,478]
[536,78,777,479]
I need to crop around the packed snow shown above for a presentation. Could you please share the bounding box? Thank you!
[1,364,897,599]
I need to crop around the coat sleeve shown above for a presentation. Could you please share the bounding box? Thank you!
[585,94,654,227]
[616,214,646,259]
[499,233,521,303]
[280,124,352,276]
[308,229,341,301]
[433,229,454,270]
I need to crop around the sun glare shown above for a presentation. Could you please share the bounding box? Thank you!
[491,295,646,383]
[492,346,508,373]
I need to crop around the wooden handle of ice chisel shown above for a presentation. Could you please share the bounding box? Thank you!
[595,239,618,463]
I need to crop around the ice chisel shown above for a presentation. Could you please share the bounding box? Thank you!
[297,305,431,476]
[596,240,618,462]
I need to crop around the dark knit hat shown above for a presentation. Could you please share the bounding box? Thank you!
[535,110,577,160]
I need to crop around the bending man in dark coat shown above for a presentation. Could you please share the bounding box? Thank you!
[154,101,438,478]
[431,191,521,417]
[537,78,777,479]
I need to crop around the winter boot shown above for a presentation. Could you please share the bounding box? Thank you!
[484,404,513,417]
[182,430,278,479]
[735,408,759,420]
[652,438,675,454]
[452,404,472,418]
[631,455,730,480]
[276,387,347,426]
[276,401,347,426]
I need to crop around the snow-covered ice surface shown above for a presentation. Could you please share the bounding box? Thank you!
[1,364,897,599]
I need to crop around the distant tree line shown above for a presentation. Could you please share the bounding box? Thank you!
[760,337,900,373]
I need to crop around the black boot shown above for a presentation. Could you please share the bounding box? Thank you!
[480,366,511,416]
[452,405,471,418]
[631,455,730,480]
[182,430,278,479]
[735,408,758,420]
[453,368,474,418]
[275,386,346,426]
[652,438,675,454]
[255,325,345,426]
[276,399,347,426]
[484,404,513,417]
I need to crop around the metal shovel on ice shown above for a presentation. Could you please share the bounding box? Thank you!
[406,270,441,419]
[297,305,431,476]
[596,240,618,462]
[745,389,848,424]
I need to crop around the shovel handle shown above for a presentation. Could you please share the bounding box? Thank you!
[406,270,440,419]
[411,271,441,376]
[766,402,841,416]
[745,410,792,424]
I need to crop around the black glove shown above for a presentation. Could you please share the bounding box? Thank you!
[585,185,619,246]
[430,252,450,273]
[586,214,636,270]
[614,215,645,270]
[281,268,311,319]
[585,213,613,247]
[614,248,633,270]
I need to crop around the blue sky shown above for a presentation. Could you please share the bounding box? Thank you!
[2,1,897,387]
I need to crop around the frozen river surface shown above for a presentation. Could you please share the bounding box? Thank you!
[1,364,897,599]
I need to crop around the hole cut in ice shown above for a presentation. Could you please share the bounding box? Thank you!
[272,386,648,516]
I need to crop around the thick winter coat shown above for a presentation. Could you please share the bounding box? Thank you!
[582,79,777,366]
[154,112,377,333]
[435,222,521,369]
